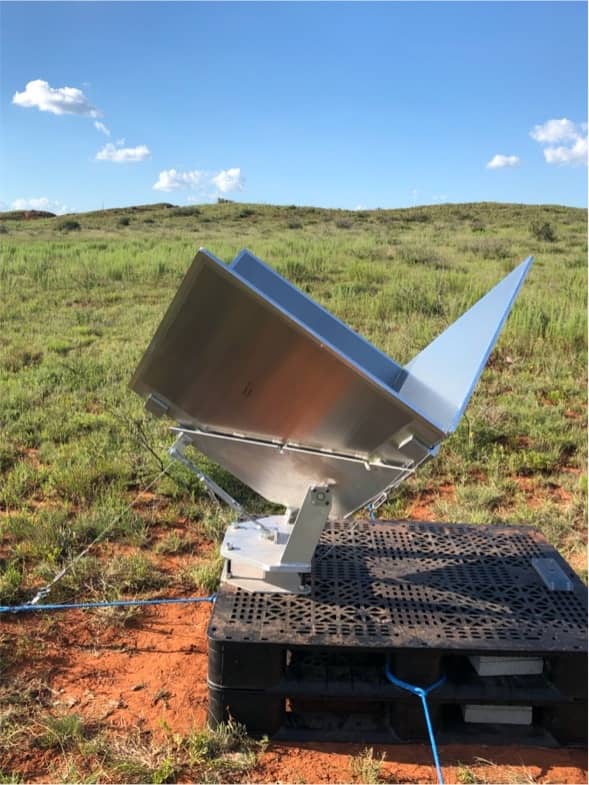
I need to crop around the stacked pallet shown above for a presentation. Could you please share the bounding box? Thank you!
[208,521,587,746]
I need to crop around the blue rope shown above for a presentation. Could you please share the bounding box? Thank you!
[0,594,216,614]
[385,660,446,785]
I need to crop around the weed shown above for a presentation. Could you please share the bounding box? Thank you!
[349,746,385,783]
[0,562,23,604]
[185,719,266,777]
[472,756,538,784]
[0,773,21,784]
[462,236,513,259]
[182,552,223,593]
[457,762,484,783]
[154,532,194,555]
[36,714,86,750]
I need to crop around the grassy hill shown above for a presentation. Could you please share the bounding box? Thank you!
[0,199,586,609]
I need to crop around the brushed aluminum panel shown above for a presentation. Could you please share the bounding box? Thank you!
[131,248,532,513]
[181,429,407,518]
[231,249,404,391]
[130,248,445,463]
[402,256,534,432]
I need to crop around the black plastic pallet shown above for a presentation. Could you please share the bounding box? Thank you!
[207,520,588,745]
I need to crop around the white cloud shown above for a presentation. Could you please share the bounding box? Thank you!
[153,169,207,192]
[543,135,588,166]
[11,197,68,214]
[530,118,587,166]
[486,154,520,169]
[153,167,244,195]
[95,143,151,163]
[530,118,579,144]
[94,121,110,136]
[211,167,244,194]
[12,79,100,117]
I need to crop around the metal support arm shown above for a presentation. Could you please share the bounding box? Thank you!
[220,485,332,593]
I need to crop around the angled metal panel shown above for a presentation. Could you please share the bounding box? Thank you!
[130,248,446,464]
[180,429,408,519]
[131,248,532,514]
[400,256,534,433]
[231,249,404,390]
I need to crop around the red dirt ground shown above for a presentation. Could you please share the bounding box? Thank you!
[2,485,587,784]
[2,599,587,785]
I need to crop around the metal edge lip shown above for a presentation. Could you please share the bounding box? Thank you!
[171,425,412,471]
[447,254,534,432]
[203,249,446,442]
[232,247,406,385]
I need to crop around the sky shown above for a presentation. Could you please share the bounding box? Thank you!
[1,1,587,214]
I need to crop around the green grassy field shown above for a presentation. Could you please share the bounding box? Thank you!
[0,199,587,607]
[0,199,587,783]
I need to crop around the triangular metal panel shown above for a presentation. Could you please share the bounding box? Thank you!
[399,256,533,433]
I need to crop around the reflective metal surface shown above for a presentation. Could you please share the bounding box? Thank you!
[231,249,404,391]
[131,247,533,516]
[131,249,445,461]
[178,427,408,519]
[401,257,534,432]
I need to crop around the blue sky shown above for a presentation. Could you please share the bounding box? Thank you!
[1,1,587,213]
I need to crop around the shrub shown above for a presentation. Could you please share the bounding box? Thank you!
[117,216,131,226]
[0,223,8,234]
[56,219,81,232]
[404,210,430,223]
[170,206,201,218]
[531,220,556,242]
[288,220,303,230]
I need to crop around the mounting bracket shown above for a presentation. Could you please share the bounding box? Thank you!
[221,485,332,593]
[168,435,333,593]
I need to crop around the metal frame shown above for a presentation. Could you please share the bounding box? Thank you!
[132,247,534,594]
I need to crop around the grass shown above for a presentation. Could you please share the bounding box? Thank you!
[0,199,586,781]
[0,200,586,605]
[0,670,263,785]
[349,746,386,783]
